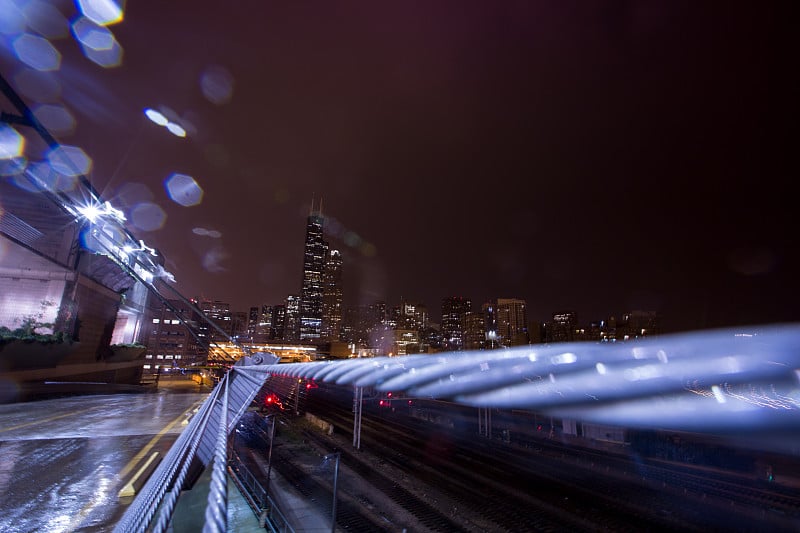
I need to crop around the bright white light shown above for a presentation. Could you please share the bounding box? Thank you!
[76,201,126,223]
[144,108,168,126]
[77,203,102,222]
[77,0,124,26]
[166,122,186,137]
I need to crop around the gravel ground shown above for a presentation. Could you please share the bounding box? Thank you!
[276,416,499,532]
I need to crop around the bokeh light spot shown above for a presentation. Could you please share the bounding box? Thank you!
[165,173,203,207]
[361,242,377,257]
[27,161,77,192]
[130,202,166,231]
[46,145,91,176]
[10,172,43,193]
[192,227,222,238]
[113,182,154,210]
[12,33,61,71]
[83,36,123,67]
[144,108,168,126]
[72,17,114,50]
[344,231,362,248]
[0,0,26,36]
[202,246,229,273]
[165,122,186,137]
[34,103,76,135]
[22,1,70,39]
[14,68,61,102]
[77,0,124,26]
[0,156,27,177]
[71,16,123,67]
[200,65,234,104]
[0,124,24,159]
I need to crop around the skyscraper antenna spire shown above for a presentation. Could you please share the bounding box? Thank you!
[310,195,315,216]
[318,197,323,217]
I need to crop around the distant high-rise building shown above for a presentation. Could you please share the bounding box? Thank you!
[339,307,360,345]
[464,311,486,350]
[397,300,427,331]
[549,310,577,342]
[271,304,286,340]
[285,295,301,342]
[230,310,248,339]
[496,298,529,346]
[299,200,328,341]
[144,299,207,371]
[199,300,232,342]
[441,296,471,351]
[247,306,260,340]
[321,249,343,341]
[618,310,660,340]
[482,302,499,347]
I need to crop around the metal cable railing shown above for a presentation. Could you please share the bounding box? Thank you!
[116,324,800,531]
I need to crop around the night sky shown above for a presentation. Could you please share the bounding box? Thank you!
[2,1,798,332]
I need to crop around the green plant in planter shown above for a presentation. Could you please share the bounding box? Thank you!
[0,301,70,344]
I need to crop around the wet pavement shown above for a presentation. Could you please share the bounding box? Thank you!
[0,378,208,532]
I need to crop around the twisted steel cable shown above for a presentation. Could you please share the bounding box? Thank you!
[253,324,800,434]
[203,373,230,533]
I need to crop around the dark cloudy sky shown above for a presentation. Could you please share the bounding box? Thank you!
[2,1,798,332]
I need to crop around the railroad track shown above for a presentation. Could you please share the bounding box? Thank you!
[301,428,469,531]
[304,384,800,532]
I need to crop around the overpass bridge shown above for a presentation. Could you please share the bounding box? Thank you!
[114,324,800,532]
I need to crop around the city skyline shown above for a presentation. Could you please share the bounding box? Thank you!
[1,2,796,334]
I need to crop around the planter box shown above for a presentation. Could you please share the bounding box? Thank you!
[106,345,147,363]
[0,339,77,371]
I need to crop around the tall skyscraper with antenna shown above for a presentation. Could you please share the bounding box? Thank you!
[300,199,328,341]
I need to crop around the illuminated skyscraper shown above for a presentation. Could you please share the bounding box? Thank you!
[285,295,301,342]
[550,310,578,342]
[464,310,486,350]
[321,248,343,341]
[299,200,328,341]
[496,298,529,346]
[441,296,471,351]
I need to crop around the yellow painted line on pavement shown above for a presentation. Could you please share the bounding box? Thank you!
[118,411,185,480]
[67,400,205,531]
[118,400,203,480]
[0,407,96,433]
